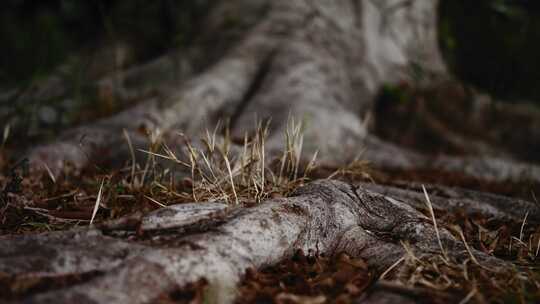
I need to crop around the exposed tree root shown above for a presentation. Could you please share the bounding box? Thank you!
[359,182,540,223]
[0,180,523,303]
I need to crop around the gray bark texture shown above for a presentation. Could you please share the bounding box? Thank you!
[2,0,540,303]
[1,180,531,303]
[25,0,540,183]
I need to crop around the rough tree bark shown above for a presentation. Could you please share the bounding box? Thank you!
[2,180,537,303]
[25,0,540,183]
[2,0,540,303]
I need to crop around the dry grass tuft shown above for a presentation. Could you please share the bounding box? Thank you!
[139,118,318,205]
[0,119,328,234]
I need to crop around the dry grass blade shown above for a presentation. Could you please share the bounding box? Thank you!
[422,185,449,263]
[139,128,163,188]
[304,150,319,178]
[453,225,480,266]
[42,162,56,184]
[519,211,529,242]
[89,179,105,225]
[219,149,238,205]
[259,123,266,201]
[380,256,405,280]
[123,128,136,185]
[144,195,167,208]
[401,240,420,264]
[326,154,370,181]
[458,285,477,304]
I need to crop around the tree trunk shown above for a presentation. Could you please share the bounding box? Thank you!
[26,0,540,183]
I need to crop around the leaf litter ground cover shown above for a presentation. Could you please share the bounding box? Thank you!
[1,123,540,303]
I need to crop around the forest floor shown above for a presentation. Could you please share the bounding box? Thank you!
[1,138,539,303]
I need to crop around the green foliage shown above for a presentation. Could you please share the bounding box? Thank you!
[379,84,412,105]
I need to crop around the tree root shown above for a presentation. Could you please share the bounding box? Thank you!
[0,180,522,303]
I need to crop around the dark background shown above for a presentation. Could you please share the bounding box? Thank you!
[0,0,211,87]
[1,0,540,138]
[439,0,540,102]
